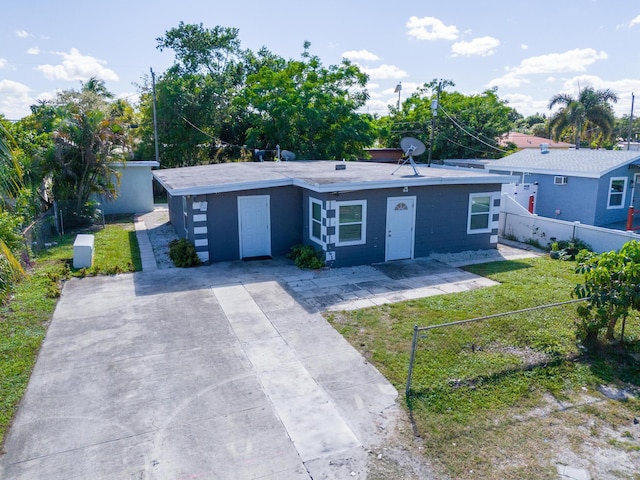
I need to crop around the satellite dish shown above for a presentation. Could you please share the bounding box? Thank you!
[400,137,426,157]
[281,150,296,161]
[393,137,427,176]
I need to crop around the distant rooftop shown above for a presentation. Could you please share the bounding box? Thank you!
[486,149,640,178]
[499,132,574,149]
[153,160,516,196]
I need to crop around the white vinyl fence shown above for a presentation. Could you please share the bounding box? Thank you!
[500,194,640,253]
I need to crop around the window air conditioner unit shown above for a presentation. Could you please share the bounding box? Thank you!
[554,176,568,185]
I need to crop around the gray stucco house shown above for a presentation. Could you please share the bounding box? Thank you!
[152,161,514,267]
[486,149,640,227]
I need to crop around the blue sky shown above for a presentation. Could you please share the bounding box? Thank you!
[2,0,639,121]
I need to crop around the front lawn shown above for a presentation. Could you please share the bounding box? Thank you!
[327,257,640,479]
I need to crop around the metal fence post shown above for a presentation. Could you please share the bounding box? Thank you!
[405,324,419,398]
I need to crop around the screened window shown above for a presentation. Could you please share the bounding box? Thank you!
[607,177,627,209]
[467,194,492,234]
[310,198,322,243]
[336,200,367,246]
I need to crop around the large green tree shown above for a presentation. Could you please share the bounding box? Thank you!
[548,87,618,149]
[137,23,251,166]
[35,79,129,224]
[238,42,375,159]
[381,80,517,160]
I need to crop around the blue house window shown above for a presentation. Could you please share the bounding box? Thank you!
[336,200,367,246]
[607,177,627,209]
[467,193,492,234]
[310,198,323,244]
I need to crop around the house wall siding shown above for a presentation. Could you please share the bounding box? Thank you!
[490,166,636,227]
[532,173,598,225]
[594,166,634,226]
[202,186,302,262]
[302,184,500,268]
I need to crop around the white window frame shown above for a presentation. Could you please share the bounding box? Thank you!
[335,200,367,246]
[467,193,492,234]
[309,197,323,245]
[607,177,627,209]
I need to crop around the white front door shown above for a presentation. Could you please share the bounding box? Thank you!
[238,195,271,258]
[386,196,416,261]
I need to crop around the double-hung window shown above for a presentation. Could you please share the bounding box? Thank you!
[310,198,322,244]
[336,200,367,246]
[607,177,627,209]
[467,193,492,234]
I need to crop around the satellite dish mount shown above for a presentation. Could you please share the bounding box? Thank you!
[392,137,427,176]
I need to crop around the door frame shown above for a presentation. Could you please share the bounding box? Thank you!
[385,196,416,262]
[237,195,271,258]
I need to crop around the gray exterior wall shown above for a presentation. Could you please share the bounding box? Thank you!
[302,184,500,268]
[529,173,598,225]
[593,165,634,226]
[490,166,635,227]
[168,193,185,237]
[172,186,303,263]
[167,183,501,267]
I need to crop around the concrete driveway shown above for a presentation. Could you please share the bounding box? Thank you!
[0,265,406,479]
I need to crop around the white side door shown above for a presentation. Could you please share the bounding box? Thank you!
[385,196,416,261]
[238,195,271,258]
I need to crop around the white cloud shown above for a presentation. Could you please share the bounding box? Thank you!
[451,36,500,57]
[630,14,640,27]
[342,49,380,62]
[26,47,40,55]
[487,72,530,89]
[521,44,529,50]
[513,48,607,75]
[35,48,119,82]
[501,93,549,117]
[16,29,29,38]
[0,80,33,119]
[406,16,459,41]
[0,58,7,69]
[489,48,607,91]
[361,98,390,116]
[360,64,408,80]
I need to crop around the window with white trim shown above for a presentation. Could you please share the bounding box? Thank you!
[467,193,492,234]
[607,177,627,209]
[336,200,367,246]
[310,198,322,244]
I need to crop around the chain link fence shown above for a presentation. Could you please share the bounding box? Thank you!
[405,299,586,397]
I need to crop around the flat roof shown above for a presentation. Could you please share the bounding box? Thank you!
[153,160,517,196]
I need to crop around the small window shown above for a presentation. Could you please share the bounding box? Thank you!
[607,177,627,209]
[336,200,367,246]
[310,198,322,243]
[468,194,492,234]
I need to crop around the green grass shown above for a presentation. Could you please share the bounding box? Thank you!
[0,215,141,444]
[327,256,640,479]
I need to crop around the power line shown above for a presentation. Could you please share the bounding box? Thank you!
[439,106,510,154]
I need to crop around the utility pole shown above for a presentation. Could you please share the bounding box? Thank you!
[395,82,402,110]
[627,92,635,151]
[427,81,442,167]
[150,68,160,164]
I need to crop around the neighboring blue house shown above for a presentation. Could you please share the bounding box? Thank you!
[485,149,640,227]
[153,161,515,267]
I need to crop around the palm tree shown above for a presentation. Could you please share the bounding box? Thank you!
[548,87,618,149]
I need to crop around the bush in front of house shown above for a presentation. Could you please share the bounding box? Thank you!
[168,239,202,267]
[287,244,324,269]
